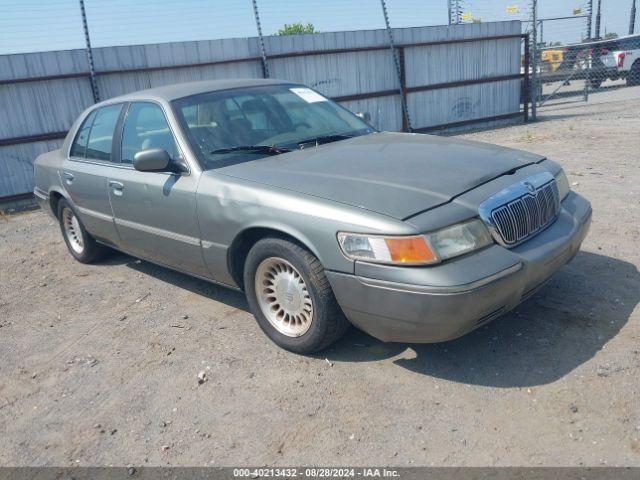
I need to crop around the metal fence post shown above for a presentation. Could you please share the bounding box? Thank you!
[398,47,409,132]
[586,0,593,39]
[584,49,591,102]
[380,0,412,132]
[595,0,602,39]
[530,0,538,120]
[630,0,637,35]
[251,0,270,78]
[523,35,530,122]
[78,0,100,103]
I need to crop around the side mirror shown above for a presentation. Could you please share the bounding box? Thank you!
[133,148,184,173]
[356,111,372,124]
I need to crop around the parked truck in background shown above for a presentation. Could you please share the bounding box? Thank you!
[589,34,640,88]
[567,34,640,88]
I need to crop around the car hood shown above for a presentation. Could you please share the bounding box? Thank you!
[216,132,544,219]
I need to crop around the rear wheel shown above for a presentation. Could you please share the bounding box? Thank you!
[244,237,349,354]
[589,77,603,89]
[627,61,640,86]
[57,199,108,263]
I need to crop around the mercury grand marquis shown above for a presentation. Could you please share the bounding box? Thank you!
[34,79,592,353]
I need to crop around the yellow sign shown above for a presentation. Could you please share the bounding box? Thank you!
[506,5,519,14]
[461,11,473,22]
[573,8,582,15]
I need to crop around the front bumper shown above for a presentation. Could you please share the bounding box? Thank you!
[327,191,592,343]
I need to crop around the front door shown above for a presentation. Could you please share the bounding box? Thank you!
[107,101,208,277]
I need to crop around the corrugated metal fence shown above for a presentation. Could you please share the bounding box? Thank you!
[0,20,526,199]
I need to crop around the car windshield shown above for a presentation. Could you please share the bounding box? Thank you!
[172,84,374,169]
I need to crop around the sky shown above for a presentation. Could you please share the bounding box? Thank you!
[0,0,637,55]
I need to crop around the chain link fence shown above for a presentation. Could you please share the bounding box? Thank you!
[438,0,639,116]
[528,0,639,114]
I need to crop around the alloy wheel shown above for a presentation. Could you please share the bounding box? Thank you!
[62,207,84,254]
[255,257,314,337]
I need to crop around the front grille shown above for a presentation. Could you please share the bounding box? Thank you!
[478,172,561,248]
[491,179,560,245]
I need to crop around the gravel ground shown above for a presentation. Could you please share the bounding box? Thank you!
[1,96,639,467]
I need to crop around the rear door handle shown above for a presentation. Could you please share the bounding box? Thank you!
[63,172,74,184]
[108,180,124,196]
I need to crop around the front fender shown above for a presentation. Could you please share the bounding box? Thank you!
[195,172,414,286]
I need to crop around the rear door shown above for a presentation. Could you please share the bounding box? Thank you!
[61,104,124,246]
[106,101,208,277]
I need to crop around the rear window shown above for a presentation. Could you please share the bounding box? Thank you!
[595,37,640,53]
[70,104,123,161]
[618,37,640,50]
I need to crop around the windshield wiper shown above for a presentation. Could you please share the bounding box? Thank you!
[296,134,353,148]
[210,145,291,155]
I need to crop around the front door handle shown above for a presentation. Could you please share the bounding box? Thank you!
[108,180,124,196]
[63,172,74,184]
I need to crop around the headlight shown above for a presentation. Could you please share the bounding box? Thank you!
[337,219,492,266]
[555,169,570,200]
[425,218,493,260]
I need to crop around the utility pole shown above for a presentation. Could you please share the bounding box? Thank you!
[78,0,99,103]
[630,0,637,35]
[447,0,452,25]
[453,0,461,24]
[251,0,270,78]
[586,0,593,40]
[595,0,602,39]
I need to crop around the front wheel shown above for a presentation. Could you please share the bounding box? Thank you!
[244,237,349,354]
[57,198,108,263]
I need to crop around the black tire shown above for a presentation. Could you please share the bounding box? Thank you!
[627,61,640,86]
[589,77,603,89]
[243,237,349,354]
[57,198,108,264]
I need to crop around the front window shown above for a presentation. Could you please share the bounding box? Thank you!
[121,102,179,164]
[172,84,374,169]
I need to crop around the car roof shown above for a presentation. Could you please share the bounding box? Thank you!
[98,78,297,105]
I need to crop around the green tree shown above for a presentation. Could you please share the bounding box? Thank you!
[278,22,316,35]
[604,32,619,40]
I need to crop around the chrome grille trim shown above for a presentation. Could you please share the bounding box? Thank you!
[478,172,561,248]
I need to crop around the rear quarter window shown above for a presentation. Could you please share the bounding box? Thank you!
[70,110,97,158]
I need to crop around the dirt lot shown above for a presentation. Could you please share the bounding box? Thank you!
[1,96,639,467]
